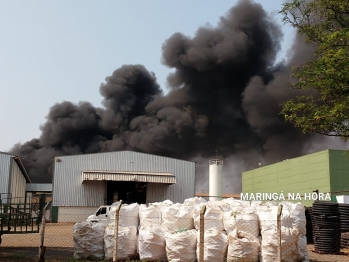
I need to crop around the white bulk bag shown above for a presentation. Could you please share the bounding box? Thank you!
[260,243,277,262]
[104,224,137,260]
[297,235,309,262]
[219,198,250,211]
[250,200,262,210]
[290,203,306,235]
[223,207,259,237]
[109,203,139,227]
[257,204,278,262]
[280,202,306,261]
[161,204,194,232]
[139,204,162,228]
[73,221,106,260]
[227,229,260,262]
[150,199,173,208]
[281,226,299,262]
[184,197,207,207]
[193,204,224,232]
[218,198,236,212]
[165,229,197,262]
[280,201,306,230]
[258,202,303,262]
[197,229,228,262]
[257,204,278,235]
[138,226,166,261]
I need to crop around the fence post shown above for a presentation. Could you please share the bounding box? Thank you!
[199,205,206,262]
[277,204,283,262]
[38,201,52,262]
[113,200,123,262]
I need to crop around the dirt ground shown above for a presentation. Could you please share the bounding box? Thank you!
[307,245,349,262]
[1,223,349,261]
[0,223,74,261]
[1,223,74,248]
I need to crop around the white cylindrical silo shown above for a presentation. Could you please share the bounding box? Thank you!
[209,159,223,201]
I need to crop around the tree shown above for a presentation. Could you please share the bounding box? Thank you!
[279,0,349,139]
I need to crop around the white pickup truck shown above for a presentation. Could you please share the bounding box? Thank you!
[86,205,112,221]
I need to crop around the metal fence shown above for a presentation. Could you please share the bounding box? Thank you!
[1,201,349,261]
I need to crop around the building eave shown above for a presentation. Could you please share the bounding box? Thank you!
[13,156,31,183]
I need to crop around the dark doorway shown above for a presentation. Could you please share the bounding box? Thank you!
[106,181,147,205]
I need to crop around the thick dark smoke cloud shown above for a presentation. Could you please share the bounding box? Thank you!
[100,65,163,134]
[241,34,315,163]
[98,0,284,160]
[9,0,344,188]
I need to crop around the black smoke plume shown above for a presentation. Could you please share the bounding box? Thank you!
[9,0,343,188]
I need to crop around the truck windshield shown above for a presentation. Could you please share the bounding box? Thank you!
[96,207,107,216]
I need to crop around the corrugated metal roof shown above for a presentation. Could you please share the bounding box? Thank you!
[55,150,195,163]
[82,171,176,184]
[0,151,15,156]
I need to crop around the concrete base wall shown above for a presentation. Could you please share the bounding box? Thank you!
[57,206,99,222]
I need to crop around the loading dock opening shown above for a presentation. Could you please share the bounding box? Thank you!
[52,151,193,223]
[106,181,146,205]
[81,170,177,205]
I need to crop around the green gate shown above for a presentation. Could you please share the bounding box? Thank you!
[0,193,41,244]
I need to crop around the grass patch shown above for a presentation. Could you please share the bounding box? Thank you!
[7,254,27,259]
[45,257,151,262]
[5,254,28,259]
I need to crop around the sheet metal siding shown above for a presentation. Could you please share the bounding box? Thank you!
[26,183,53,192]
[9,158,26,203]
[146,159,195,203]
[82,172,176,184]
[0,154,11,194]
[53,160,105,207]
[53,151,195,206]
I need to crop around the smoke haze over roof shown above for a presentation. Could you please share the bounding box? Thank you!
[9,0,345,190]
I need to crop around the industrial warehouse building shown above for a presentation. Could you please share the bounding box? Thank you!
[242,149,349,206]
[52,151,195,222]
[0,152,30,203]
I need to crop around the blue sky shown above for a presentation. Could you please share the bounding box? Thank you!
[0,0,295,151]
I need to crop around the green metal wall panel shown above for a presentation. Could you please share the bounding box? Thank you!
[329,150,349,196]
[51,206,58,223]
[242,150,331,206]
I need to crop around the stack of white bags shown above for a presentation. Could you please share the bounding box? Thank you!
[105,202,139,260]
[192,200,227,262]
[72,197,309,261]
[221,199,260,262]
[72,220,107,260]
[138,201,171,261]
[256,201,309,262]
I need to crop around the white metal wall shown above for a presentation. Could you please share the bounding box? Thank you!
[9,158,27,204]
[57,206,99,222]
[53,151,195,206]
[26,183,52,192]
[0,153,11,196]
